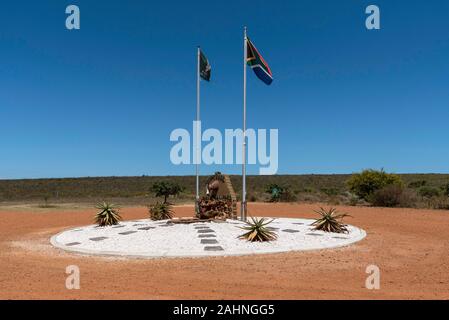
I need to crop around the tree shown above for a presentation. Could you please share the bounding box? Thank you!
[151,181,184,204]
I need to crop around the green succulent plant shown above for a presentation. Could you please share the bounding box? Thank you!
[149,202,174,220]
[94,202,122,226]
[312,207,351,233]
[238,217,278,242]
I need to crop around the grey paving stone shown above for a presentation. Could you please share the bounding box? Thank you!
[138,226,155,230]
[204,246,224,251]
[282,229,299,233]
[198,234,216,238]
[332,236,349,239]
[267,227,279,230]
[293,223,304,225]
[201,239,219,244]
[65,242,81,246]
[90,237,108,241]
[197,229,215,234]
[306,233,323,236]
[133,224,146,226]
[194,226,210,229]
[119,231,137,235]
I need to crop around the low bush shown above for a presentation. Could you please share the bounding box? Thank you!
[427,196,449,210]
[320,188,340,196]
[408,180,427,189]
[370,185,418,208]
[370,185,404,207]
[265,184,296,202]
[418,186,441,199]
[441,183,449,197]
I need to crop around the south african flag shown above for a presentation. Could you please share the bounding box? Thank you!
[246,37,273,85]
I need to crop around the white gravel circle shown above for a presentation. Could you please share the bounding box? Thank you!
[50,217,366,259]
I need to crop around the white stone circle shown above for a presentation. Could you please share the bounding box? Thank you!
[50,217,366,259]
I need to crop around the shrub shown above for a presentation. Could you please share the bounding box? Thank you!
[265,184,296,202]
[94,202,122,226]
[320,188,340,196]
[408,180,427,189]
[151,181,184,204]
[248,193,258,202]
[428,196,449,210]
[238,217,277,242]
[280,188,297,202]
[149,203,174,220]
[265,184,284,202]
[370,185,418,208]
[312,207,351,233]
[347,169,404,201]
[441,183,449,197]
[418,186,441,199]
[370,185,404,207]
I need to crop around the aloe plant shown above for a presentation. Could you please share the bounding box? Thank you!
[94,202,122,226]
[149,202,174,220]
[238,217,277,242]
[312,207,351,233]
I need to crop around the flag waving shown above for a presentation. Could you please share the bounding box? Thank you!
[199,49,211,81]
[246,37,273,85]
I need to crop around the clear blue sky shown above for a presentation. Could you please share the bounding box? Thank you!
[1,0,449,179]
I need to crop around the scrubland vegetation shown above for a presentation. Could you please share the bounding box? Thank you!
[1,172,449,210]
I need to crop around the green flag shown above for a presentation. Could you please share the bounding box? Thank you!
[200,50,211,81]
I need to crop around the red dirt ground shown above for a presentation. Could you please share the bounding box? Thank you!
[0,202,448,300]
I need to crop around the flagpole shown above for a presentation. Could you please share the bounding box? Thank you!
[241,27,248,221]
[196,46,200,213]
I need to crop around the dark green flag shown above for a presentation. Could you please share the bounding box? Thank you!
[200,50,211,81]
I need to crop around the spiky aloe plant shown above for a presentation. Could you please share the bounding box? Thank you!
[238,217,278,242]
[149,202,174,220]
[94,202,122,226]
[312,207,351,233]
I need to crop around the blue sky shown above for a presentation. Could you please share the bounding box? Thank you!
[1,0,449,179]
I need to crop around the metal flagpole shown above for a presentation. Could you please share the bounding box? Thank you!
[241,27,248,221]
[196,47,200,213]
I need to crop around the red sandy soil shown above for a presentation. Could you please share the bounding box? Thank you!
[0,202,448,300]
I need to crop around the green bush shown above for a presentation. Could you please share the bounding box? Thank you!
[320,188,340,196]
[347,169,404,201]
[441,183,449,197]
[265,184,284,202]
[408,180,427,189]
[418,186,441,198]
